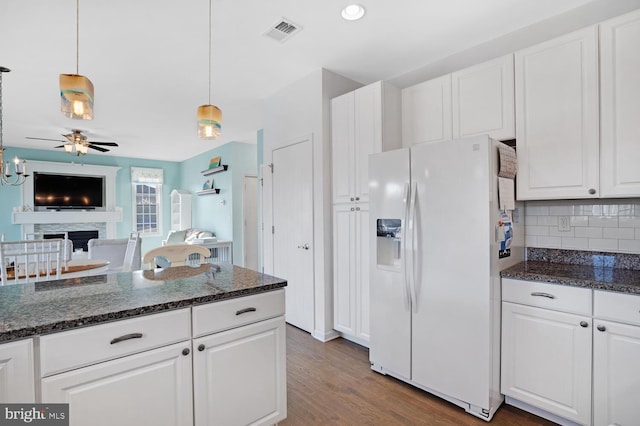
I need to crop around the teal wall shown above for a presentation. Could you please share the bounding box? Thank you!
[180,142,257,264]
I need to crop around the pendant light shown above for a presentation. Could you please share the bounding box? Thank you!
[60,0,94,120]
[197,0,222,139]
[0,67,29,186]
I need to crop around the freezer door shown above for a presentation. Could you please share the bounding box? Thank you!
[368,148,411,380]
[410,135,493,408]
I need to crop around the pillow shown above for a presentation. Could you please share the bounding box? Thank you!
[166,230,186,244]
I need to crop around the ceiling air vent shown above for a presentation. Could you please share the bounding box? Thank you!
[263,18,303,43]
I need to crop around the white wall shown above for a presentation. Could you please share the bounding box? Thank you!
[263,68,361,341]
[525,199,640,254]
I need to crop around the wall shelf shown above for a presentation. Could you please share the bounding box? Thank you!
[200,165,228,176]
[196,188,221,196]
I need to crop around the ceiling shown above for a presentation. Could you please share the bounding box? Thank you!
[0,0,597,162]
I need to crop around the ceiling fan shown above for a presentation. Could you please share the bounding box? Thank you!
[26,129,119,155]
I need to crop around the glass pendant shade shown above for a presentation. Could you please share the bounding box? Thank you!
[197,104,222,139]
[60,73,94,120]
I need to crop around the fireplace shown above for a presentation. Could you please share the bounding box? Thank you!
[44,230,99,252]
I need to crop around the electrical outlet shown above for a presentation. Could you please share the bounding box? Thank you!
[558,215,571,232]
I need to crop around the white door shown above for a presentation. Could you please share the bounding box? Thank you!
[600,9,640,197]
[332,204,356,336]
[501,302,592,425]
[355,204,370,342]
[41,341,194,426]
[331,92,355,204]
[242,175,258,270]
[272,137,314,332]
[0,339,35,403]
[354,82,382,203]
[193,317,287,426]
[402,74,452,147]
[593,319,640,426]
[515,26,599,200]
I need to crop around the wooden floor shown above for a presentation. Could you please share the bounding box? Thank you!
[281,325,555,425]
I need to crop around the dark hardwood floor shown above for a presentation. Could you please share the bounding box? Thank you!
[282,324,555,425]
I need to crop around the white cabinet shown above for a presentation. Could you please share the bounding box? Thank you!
[515,26,600,200]
[501,302,592,425]
[331,81,401,204]
[593,290,640,426]
[402,75,452,147]
[333,204,369,345]
[501,279,593,425]
[42,342,193,426]
[193,316,286,426]
[452,54,515,140]
[170,189,192,231]
[599,9,640,198]
[0,339,35,403]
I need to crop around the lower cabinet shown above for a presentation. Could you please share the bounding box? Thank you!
[42,342,194,426]
[501,302,592,425]
[0,338,35,403]
[193,316,287,426]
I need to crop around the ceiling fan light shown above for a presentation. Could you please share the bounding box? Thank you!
[197,104,222,140]
[63,143,73,153]
[60,74,94,120]
[77,143,88,155]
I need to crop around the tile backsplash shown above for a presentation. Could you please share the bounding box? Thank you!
[524,199,640,254]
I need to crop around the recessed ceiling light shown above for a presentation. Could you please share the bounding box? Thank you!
[341,4,366,21]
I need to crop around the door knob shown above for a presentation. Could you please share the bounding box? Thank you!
[297,243,309,250]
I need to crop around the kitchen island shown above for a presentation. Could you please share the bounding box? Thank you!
[0,263,287,426]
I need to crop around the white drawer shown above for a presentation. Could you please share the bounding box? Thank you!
[594,290,640,326]
[502,278,592,315]
[192,289,285,337]
[40,308,191,377]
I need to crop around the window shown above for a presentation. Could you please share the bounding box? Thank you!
[131,167,163,236]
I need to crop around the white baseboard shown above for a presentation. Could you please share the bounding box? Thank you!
[312,329,340,342]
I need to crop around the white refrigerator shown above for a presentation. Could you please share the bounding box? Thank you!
[368,135,524,421]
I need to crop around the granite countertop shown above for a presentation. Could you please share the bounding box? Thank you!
[0,263,287,343]
[501,261,640,295]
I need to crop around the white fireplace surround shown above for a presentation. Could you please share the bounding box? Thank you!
[12,160,122,238]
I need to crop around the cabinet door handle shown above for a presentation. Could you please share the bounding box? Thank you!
[597,325,606,332]
[182,348,190,356]
[531,292,555,299]
[110,333,143,345]
[355,197,360,201]
[588,188,596,195]
[198,344,206,352]
[350,197,355,201]
[580,321,589,328]
[236,307,257,316]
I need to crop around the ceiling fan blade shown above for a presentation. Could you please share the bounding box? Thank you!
[87,141,119,146]
[88,144,110,152]
[26,137,66,142]
[53,145,66,148]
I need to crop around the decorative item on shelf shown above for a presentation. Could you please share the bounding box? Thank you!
[197,0,222,140]
[0,66,28,186]
[201,164,227,176]
[202,179,212,190]
[208,156,221,169]
[196,188,220,196]
[60,0,94,120]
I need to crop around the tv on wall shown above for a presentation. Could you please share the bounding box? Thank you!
[33,172,105,210]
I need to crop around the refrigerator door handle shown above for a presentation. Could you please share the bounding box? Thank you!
[401,182,411,310]
[408,181,418,312]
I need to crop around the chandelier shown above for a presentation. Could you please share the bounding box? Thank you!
[0,66,28,186]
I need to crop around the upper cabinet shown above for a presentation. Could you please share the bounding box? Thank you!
[331,81,401,204]
[402,75,452,146]
[402,54,515,147]
[515,26,600,200]
[452,55,515,140]
[600,9,640,198]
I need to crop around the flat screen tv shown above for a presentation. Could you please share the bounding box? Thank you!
[34,172,105,210]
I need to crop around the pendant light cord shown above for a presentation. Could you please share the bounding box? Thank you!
[76,0,80,75]
[208,0,212,105]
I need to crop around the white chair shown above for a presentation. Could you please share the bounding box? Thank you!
[88,237,141,271]
[0,239,63,285]
[142,244,211,269]
[121,232,140,272]
[25,232,72,266]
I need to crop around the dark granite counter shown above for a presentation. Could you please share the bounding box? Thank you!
[0,263,287,342]
[501,261,640,295]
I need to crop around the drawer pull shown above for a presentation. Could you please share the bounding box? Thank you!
[110,333,143,345]
[236,307,257,316]
[531,292,555,299]
[580,321,588,328]
[597,325,606,332]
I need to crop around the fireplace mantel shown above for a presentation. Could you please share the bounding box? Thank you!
[13,160,122,238]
